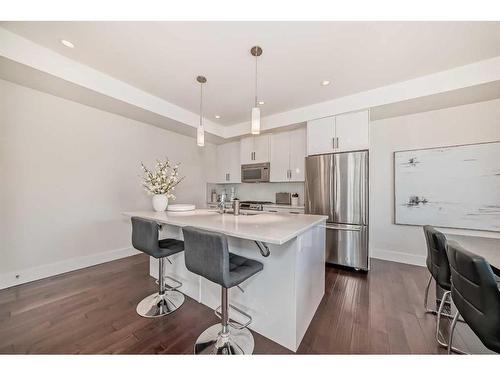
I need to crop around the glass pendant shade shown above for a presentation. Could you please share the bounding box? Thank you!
[251,106,260,135]
[197,124,205,147]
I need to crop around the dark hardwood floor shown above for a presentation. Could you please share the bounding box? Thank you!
[0,254,483,354]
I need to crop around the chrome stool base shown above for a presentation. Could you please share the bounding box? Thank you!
[136,290,185,318]
[194,323,255,354]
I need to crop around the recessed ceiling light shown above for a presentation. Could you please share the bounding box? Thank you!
[215,115,221,119]
[321,80,331,86]
[258,101,265,105]
[61,39,74,48]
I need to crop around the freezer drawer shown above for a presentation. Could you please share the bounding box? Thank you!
[325,224,368,270]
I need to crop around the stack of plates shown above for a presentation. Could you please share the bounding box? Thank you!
[167,204,196,212]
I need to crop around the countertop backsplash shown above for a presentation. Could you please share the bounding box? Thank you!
[206,182,304,206]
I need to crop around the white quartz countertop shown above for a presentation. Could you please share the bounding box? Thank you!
[123,209,327,245]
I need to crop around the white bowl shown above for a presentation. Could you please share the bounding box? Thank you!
[167,204,196,212]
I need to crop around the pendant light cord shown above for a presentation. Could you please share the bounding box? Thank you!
[199,82,203,127]
[254,54,258,107]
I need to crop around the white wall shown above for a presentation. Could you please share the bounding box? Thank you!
[369,98,500,266]
[0,79,216,288]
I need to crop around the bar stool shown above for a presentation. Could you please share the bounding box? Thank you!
[182,226,263,354]
[131,217,185,318]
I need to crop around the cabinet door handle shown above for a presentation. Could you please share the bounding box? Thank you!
[227,173,230,181]
[332,137,335,149]
[336,137,339,149]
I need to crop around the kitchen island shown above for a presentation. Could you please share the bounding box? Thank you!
[123,209,327,351]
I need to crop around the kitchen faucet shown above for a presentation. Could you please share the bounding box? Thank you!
[218,193,227,214]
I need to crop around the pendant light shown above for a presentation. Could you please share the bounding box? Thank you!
[196,75,207,147]
[250,46,263,135]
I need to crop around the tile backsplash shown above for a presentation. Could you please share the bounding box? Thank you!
[206,182,305,205]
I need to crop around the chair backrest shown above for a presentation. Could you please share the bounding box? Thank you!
[131,217,160,257]
[446,241,500,353]
[423,225,451,290]
[182,226,230,287]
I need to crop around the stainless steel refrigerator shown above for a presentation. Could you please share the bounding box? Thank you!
[305,151,369,270]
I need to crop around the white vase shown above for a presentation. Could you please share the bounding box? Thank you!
[152,194,168,212]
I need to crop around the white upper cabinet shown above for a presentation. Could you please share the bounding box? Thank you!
[334,110,369,153]
[270,127,306,182]
[307,116,335,155]
[215,141,241,183]
[306,110,369,155]
[289,127,306,181]
[270,131,291,182]
[240,134,270,164]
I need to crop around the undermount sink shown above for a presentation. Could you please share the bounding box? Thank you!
[208,209,262,216]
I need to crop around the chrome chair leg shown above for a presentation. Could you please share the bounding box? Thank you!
[436,291,467,354]
[194,287,254,354]
[424,274,434,313]
[424,274,459,319]
[436,290,451,347]
[136,257,185,318]
[448,311,459,354]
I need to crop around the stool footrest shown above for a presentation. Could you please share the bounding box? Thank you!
[214,303,252,330]
[156,275,183,291]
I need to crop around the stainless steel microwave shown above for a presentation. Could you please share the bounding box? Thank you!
[241,163,270,183]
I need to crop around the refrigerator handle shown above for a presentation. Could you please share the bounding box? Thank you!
[325,224,363,232]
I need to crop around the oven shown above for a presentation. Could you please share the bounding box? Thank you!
[241,163,270,183]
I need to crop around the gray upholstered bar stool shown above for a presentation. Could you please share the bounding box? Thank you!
[131,217,185,318]
[182,226,263,354]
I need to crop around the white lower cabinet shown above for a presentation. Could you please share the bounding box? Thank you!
[215,141,241,183]
[270,127,306,182]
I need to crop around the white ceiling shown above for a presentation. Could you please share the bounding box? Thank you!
[2,21,500,126]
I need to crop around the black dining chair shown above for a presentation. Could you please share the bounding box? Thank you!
[446,241,500,354]
[423,225,459,349]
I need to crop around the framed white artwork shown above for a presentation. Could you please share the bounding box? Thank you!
[394,141,500,231]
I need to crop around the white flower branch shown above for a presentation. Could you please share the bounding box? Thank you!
[140,158,185,200]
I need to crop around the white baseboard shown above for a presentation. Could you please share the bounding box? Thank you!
[370,247,426,267]
[0,247,140,290]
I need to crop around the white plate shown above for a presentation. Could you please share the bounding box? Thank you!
[167,204,196,212]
